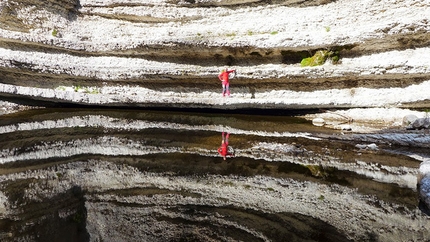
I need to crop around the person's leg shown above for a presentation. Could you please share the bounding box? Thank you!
[226,83,230,96]
[222,83,226,96]
[225,133,229,145]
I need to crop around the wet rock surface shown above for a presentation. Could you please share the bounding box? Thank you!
[0,109,430,241]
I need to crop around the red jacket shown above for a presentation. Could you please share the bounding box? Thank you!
[218,70,235,83]
[218,143,233,157]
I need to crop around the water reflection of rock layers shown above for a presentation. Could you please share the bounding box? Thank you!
[0,110,429,241]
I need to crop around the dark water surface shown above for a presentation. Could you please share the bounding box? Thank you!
[0,108,428,241]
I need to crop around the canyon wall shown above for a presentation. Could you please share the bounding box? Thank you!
[0,0,429,110]
[1,1,430,241]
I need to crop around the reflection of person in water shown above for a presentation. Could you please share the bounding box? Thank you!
[218,132,234,160]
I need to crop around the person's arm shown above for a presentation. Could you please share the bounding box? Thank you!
[218,73,223,81]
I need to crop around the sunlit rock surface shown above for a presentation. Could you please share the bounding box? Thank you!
[0,0,429,109]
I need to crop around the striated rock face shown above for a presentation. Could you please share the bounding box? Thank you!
[0,0,79,32]
[0,109,429,241]
[0,0,429,109]
[1,1,430,241]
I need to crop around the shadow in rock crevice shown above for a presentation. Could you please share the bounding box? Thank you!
[0,184,90,242]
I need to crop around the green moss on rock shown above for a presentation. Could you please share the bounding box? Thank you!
[301,50,339,67]
[301,50,330,67]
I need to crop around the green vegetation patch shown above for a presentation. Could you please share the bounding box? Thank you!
[73,85,100,94]
[301,50,329,67]
[301,50,339,67]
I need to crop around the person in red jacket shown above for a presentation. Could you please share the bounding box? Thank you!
[218,68,236,97]
[218,132,234,160]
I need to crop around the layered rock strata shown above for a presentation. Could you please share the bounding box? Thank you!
[0,0,429,110]
[1,0,430,241]
[0,110,429,241]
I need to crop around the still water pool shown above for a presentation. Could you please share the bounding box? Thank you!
[0,108,429,241]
